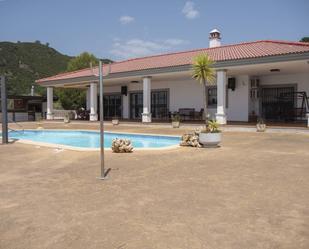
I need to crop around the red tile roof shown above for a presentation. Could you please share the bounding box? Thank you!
[36,40,309,83]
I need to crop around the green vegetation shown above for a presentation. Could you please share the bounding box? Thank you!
[56,52,109,110]
[0,41,72,96]
[300,37,309,43]
[0,42,112,110]
[192,54,215,125]
[67,52,99,71]
[204,120,220,133]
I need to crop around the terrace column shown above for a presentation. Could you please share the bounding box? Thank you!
[142,76,152,122]
[86,87,90,110]
[215,70,227,124]
[89,82,98,121]
[46,87,54,120]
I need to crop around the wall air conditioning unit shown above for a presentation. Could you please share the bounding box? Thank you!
[250,78,260,99]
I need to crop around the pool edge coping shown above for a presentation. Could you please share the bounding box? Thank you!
[5,129,181,152]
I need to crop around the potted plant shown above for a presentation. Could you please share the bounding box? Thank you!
[64,113,70,123]
[192,54,215,126]
[198,120,222,147]
[112,116,119,126]
[256,117,266,132]
[171,113,181,128]
[36,116,43,129]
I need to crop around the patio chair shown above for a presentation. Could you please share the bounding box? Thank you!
[194,108,204,120]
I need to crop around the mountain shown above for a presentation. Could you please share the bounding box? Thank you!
[0,41,112,96]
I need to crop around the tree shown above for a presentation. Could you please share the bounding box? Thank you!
[192,54,215,125]
[56,52,99,110]
[56,88,87,110]
[300,37,309,43]
[67,52,98,71]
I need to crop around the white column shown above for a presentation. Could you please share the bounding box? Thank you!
[307,114,309,128]
[89,83,98,121]
[46,87,54,120]
[216,70,227,124]
[86,87,90,111]
[142,76,152,122]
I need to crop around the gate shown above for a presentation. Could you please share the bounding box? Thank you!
[261,86,295,121]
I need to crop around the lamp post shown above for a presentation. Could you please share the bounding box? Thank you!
[1,75,8,144]
[97,60,106,180]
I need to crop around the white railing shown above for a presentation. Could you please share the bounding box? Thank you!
[53,110,77,120]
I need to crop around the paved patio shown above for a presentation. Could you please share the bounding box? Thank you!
[0,122,309,249]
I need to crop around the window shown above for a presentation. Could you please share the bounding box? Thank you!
[207,86,228,108]
[207,87,217,107]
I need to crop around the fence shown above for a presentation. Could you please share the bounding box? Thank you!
[52,110,77,120]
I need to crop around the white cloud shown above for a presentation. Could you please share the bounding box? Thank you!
[182,1,199,19]
[119,15,135,25]
[110,38,189,59]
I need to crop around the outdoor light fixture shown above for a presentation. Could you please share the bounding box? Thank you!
[270,69,280,72]
[130,80,139,83]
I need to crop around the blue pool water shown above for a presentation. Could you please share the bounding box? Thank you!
[7,130,180,149]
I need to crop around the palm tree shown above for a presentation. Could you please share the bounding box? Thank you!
[192,54,216,125]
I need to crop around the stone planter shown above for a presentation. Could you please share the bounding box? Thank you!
[36,122,43,129]
[64,116,70,124]
[256,123,266,132]
[172,121,180,128]
[112,119,119,126]
[199,132,222,147]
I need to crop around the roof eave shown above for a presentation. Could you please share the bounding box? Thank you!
[37,52,309,86]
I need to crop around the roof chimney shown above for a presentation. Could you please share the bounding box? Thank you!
[209,29,221,48]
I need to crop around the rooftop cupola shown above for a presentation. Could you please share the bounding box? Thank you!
[209,29,221,48]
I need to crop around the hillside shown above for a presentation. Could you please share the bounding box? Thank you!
[0,41,112,96]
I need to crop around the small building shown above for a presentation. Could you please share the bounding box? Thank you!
[0,95,46,122]
[36,30,309,125]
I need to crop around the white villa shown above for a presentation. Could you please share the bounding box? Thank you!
[36,30,309,125]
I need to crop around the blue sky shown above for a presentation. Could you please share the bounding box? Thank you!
[0,0,308,61]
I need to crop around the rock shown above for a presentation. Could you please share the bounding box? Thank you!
[180,133,202,148]
[111,138,133,153]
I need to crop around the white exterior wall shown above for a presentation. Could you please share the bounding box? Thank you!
[260,73,309,90]
[226,75,250,121]
[103,79,205,117]
[0,112,42,122]
[102,72,309,122]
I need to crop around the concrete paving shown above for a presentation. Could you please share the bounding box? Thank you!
[0,122,309,249]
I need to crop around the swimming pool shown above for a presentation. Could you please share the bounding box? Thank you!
[6,130,180,149]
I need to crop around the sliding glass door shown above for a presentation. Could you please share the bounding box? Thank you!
[103,94,122,119]
[151,90,168,119]
[130,93,143,119]
[130,90,169,119]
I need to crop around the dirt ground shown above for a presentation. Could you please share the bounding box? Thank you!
[0,122,309,249]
